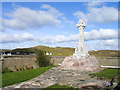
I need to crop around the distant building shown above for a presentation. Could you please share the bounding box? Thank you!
[46,52,52,55]
[7,53,12,56]
[2,53,6,55]
[30,53,36,55]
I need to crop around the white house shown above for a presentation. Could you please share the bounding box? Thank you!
[46,52,52,55]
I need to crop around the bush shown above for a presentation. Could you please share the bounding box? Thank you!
[14,66,19,71]
[14,65,33,71]
[2,67,12,73]
[35,49,51,67]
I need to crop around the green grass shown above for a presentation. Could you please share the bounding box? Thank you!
[89,68,119,79]
[35,46,119,57]
[89,50,119,57]
[35,46,75,56]
[47,84,74,88]
[0,73,2,88]
[2,65,56,87]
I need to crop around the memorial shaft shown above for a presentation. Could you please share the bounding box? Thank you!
[73,20,88,58]
[79,28,84,47]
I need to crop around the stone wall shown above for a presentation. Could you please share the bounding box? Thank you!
[49,56,66,65]
[2,55,38,71]
[0,59,2,72]
[2,55,66,71]
[1,55,119,71]
[97,57,119,66]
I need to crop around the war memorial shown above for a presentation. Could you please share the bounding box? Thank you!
[60,20,100,72]
[3,20,114,89]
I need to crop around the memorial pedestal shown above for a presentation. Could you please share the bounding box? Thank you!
[60,55,100,72]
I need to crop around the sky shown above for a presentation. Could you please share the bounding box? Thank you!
[1,2,118,50]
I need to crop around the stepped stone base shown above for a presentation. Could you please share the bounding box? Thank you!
[60,55,100,72]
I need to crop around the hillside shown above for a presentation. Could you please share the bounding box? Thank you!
[89,50,119,57]
[1,45,119,57]
[34,45,119,57]
[33,45,75,56]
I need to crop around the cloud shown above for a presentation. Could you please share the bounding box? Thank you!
[0,17,2,31]
[85,39,118,50]
[1,33,76,44]
[2,5,63,30]
[99,39,118,46]
[84,29,117,40]
[38,34,78,44]
[1,28,118,50]
[97,39,118,50]
[74,2,118,23]
[41,4,63,17]
[1,33,34,43]
[1,29,117,44]
[87,2,105,7]
[37,29,117,43]
[35,29,117,45]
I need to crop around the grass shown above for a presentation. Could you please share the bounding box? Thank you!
[46,84,74,88]
[89,50,119,57]
[2,65,56,87]
[89,68,119,79]
[0,73,2,88]
[35,46,119,57]
[34,46,75,56]
[2,67,120,88]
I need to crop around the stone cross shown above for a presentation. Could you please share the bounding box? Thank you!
[73,20,88,58]
[77,20,86,29]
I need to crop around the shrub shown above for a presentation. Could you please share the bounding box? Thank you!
[14,66,19,71]
[35,49,51,67]
[14,65,33,71]
[2,67,12,73]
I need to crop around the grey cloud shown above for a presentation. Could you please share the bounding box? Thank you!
[1,29,117,44]
[74,3,118,23]
[84,29,117,41]
[1,33,34,43]
[3,5,63,30]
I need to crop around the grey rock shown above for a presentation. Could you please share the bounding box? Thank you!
[3,67,107,89]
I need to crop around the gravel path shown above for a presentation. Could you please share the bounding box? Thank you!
[3,66,108,89]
